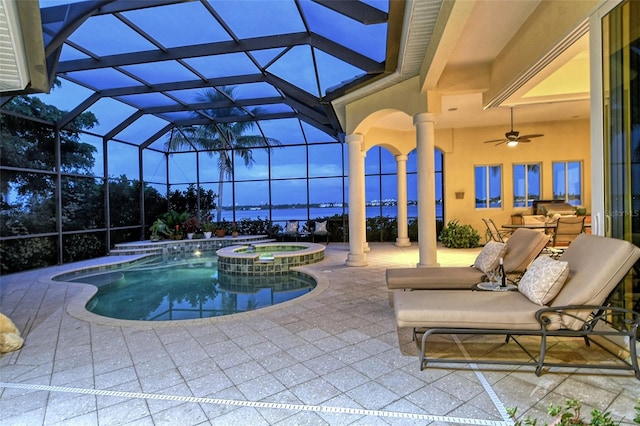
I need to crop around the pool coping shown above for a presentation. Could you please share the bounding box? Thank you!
[50,254,330,328]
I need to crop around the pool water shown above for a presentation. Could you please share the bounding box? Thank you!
[69,254,316,321]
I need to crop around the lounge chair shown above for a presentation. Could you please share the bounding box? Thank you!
[283,220,300,241]
[393,233,640,378]
[313,221,329,244]
[547,215,586,258]
[386,228,549,290]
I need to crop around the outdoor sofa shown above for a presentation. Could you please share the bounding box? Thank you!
[386,228,550,290]
[393,233,640,378]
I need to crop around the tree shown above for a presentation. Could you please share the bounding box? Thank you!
[165,86,281,222]
[167,184,215,218]
[0,94,99,235]
[0,91,102,273]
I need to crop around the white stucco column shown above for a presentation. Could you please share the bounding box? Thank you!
[361,149,370,252]
[395,154,411,247]
[346,133,368,266]
[414,113,439,267]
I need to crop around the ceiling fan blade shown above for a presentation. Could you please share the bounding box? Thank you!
[516,138,532,143]
[484,138,508,144]
[518,133,544,139]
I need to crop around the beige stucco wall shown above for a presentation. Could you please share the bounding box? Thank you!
[438,118,590,241]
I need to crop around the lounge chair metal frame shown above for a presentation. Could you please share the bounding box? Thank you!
[483,218,511,243]
[414,305,640,379]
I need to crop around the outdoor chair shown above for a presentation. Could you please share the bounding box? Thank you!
[313,221,329,244]
[393,233,640,379]
[545,216,585,258]
[283,220,300,241]
[386,228,550,290]
[482,218,511,243]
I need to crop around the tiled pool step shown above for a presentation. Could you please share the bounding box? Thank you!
[108,246,164,256]
[110,236,274,256]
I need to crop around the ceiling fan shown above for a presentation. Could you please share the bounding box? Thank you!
[484,108,544,147]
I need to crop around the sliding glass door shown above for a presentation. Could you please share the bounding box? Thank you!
[603,0,640,316]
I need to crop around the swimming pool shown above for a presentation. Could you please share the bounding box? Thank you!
[58,252,316,321]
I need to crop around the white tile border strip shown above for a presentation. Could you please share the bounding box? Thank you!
[0,382,512,425]
[453,335,514,424]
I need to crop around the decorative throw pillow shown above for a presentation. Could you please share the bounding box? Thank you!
[315,221,327,233]
[286,221,298,233]
[473,241,507,273]
[518,256,569,305]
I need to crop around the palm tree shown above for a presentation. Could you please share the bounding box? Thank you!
[165,86,280,222]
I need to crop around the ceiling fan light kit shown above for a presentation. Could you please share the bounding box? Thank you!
[484,108,544,146]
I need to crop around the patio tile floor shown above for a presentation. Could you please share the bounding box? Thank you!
[1,242,638,425]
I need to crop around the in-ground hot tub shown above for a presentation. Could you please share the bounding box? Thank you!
[216,242,325,275]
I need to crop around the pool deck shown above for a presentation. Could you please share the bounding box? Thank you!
[1,243,638,425]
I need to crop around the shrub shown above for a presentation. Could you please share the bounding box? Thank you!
[439,220,480,248]
[508,398,640,426]
[181,216,200,233]
[236,217,280,237]
[366,216,397,242]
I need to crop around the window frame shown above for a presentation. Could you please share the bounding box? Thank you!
[552,161,582,206]
[512,162,541,208]
[474,164,503,209]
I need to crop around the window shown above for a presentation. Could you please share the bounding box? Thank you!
[513,163,541,207]
[475,165,502,208]
[553,161,582,206]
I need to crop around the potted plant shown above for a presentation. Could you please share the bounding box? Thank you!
[231,221,238,238]
[202,221,215,239]
[149,218,168,242]
[182,217,200,239]
[215,223,226,238]
[169,225,183,240]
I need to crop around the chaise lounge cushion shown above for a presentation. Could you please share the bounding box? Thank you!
[386,267,484,290]
[550,233,640,329]
[394,290,541,330]
[517,257,569,305]
[501,228,550,273]
[386,228,549,290]
[473,241,506,273]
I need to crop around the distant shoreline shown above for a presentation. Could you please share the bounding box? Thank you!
[217,205,442,223]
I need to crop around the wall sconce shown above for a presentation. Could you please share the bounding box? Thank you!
[455,191,464,199]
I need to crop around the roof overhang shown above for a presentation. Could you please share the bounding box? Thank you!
[0,0,48,95]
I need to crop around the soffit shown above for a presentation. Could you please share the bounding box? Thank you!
[0,0,47,93]
[351,0,592,132]
[0,0,28,92]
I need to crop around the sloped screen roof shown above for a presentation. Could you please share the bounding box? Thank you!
[34,0,398,150]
